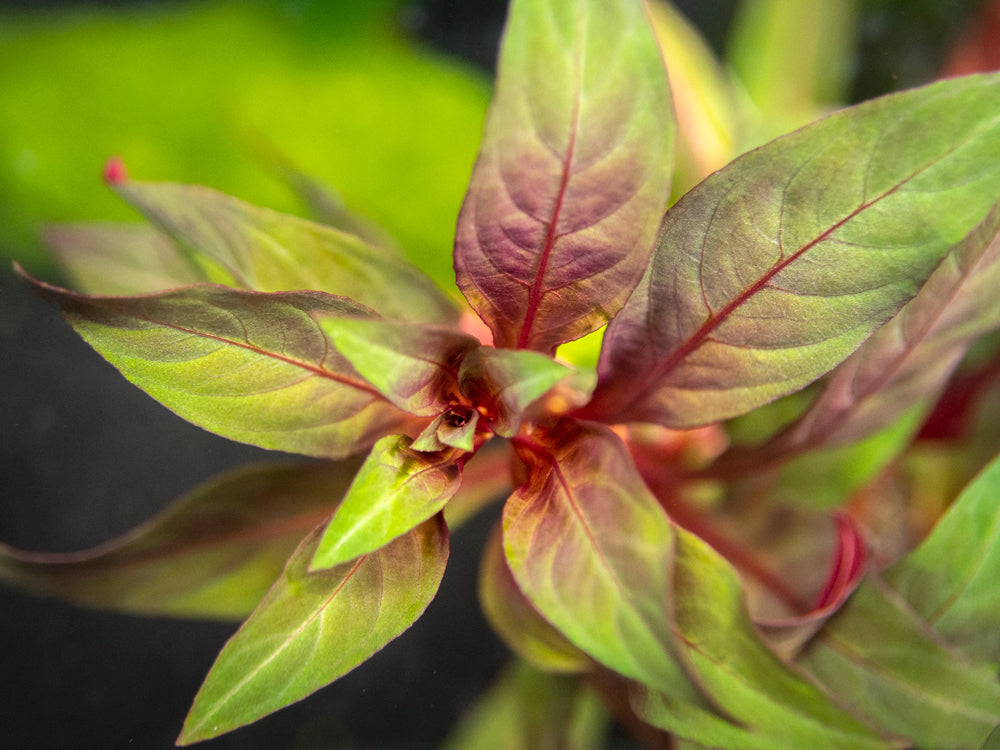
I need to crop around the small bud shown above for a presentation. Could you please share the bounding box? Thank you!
[102,156,128,185]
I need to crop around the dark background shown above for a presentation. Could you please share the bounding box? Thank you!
[0,0,986,747]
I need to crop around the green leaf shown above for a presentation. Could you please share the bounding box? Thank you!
[591,72,1000,428]
[659,527,890,749]
[114,180,458,323]
[23,273,415,458]
[310,435,462,570]
[502,420,703,705]
[884,451,1000,665]
[454,0,674,352]
[798,577,1000,748]
[177,514,448,745]
[443,661,610,750]
[459,346,572,437]
[0,461,357,620]
[43,222,203,295]
[317,316,478,417]
[765,203,1000,456]
[479,521,590,674]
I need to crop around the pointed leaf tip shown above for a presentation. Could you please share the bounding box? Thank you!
[103,156,128,185]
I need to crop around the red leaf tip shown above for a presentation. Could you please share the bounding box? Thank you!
[102,157,128,185]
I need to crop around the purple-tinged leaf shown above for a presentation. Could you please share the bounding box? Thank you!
[22,272,417,458]
[884,451,1000,665]
[316,316,478,417]
[0,461,356,620]
[655,527,888,749]
[454,0,674,352]
[177,515,448,745]
[43,222,203,296]
[459,346,572,436]
[757,203,1000,457]
[114,180,457,323]
[798,576,1000,748]
[502,420,703,705]
[310,435,463,570]
[479,522,590,674]
[443,661,610,750]
[590,72,1000,428]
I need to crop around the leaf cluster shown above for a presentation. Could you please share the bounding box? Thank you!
[5,0,1000,747]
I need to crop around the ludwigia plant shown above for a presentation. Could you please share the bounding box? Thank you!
[6,0,1000,746]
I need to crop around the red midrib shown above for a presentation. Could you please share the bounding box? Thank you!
[634,173,918,405]
[516,57,582,350]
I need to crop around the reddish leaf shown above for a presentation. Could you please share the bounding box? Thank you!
[589,72,1000,427]
[22,271,417,458]
[502,420,704,704]
[454,0,674,352]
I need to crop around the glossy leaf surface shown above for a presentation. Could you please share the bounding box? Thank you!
[25,275,414,458]
[115,181,457,323]
[503,420,702,704]
[459,346,572,436]
[178,515,448,744]
[43,222,202,295]
[318,316,477,417]
[884,452,1000,664]
[768,203,1000,453]
[0,462,356,619]
[454,0,674,351]
[310,435,462,570]
[479,522,590,673]
[593,72,1000,428]
[798,577,1000,748]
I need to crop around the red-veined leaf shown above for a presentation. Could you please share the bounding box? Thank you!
[22,271,417,458]
[114,180,457,323]
[177,514,448,744]
[757,202,1000,458]
[502,420,704,704]
[454,0,674,352]
[310,435,463,570]
[0,461,357,620]
[590,72,1000,427]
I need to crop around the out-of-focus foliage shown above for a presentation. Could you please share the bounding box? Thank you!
[0,0,491,286]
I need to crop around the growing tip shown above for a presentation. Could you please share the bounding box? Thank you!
[102,156,128,185]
